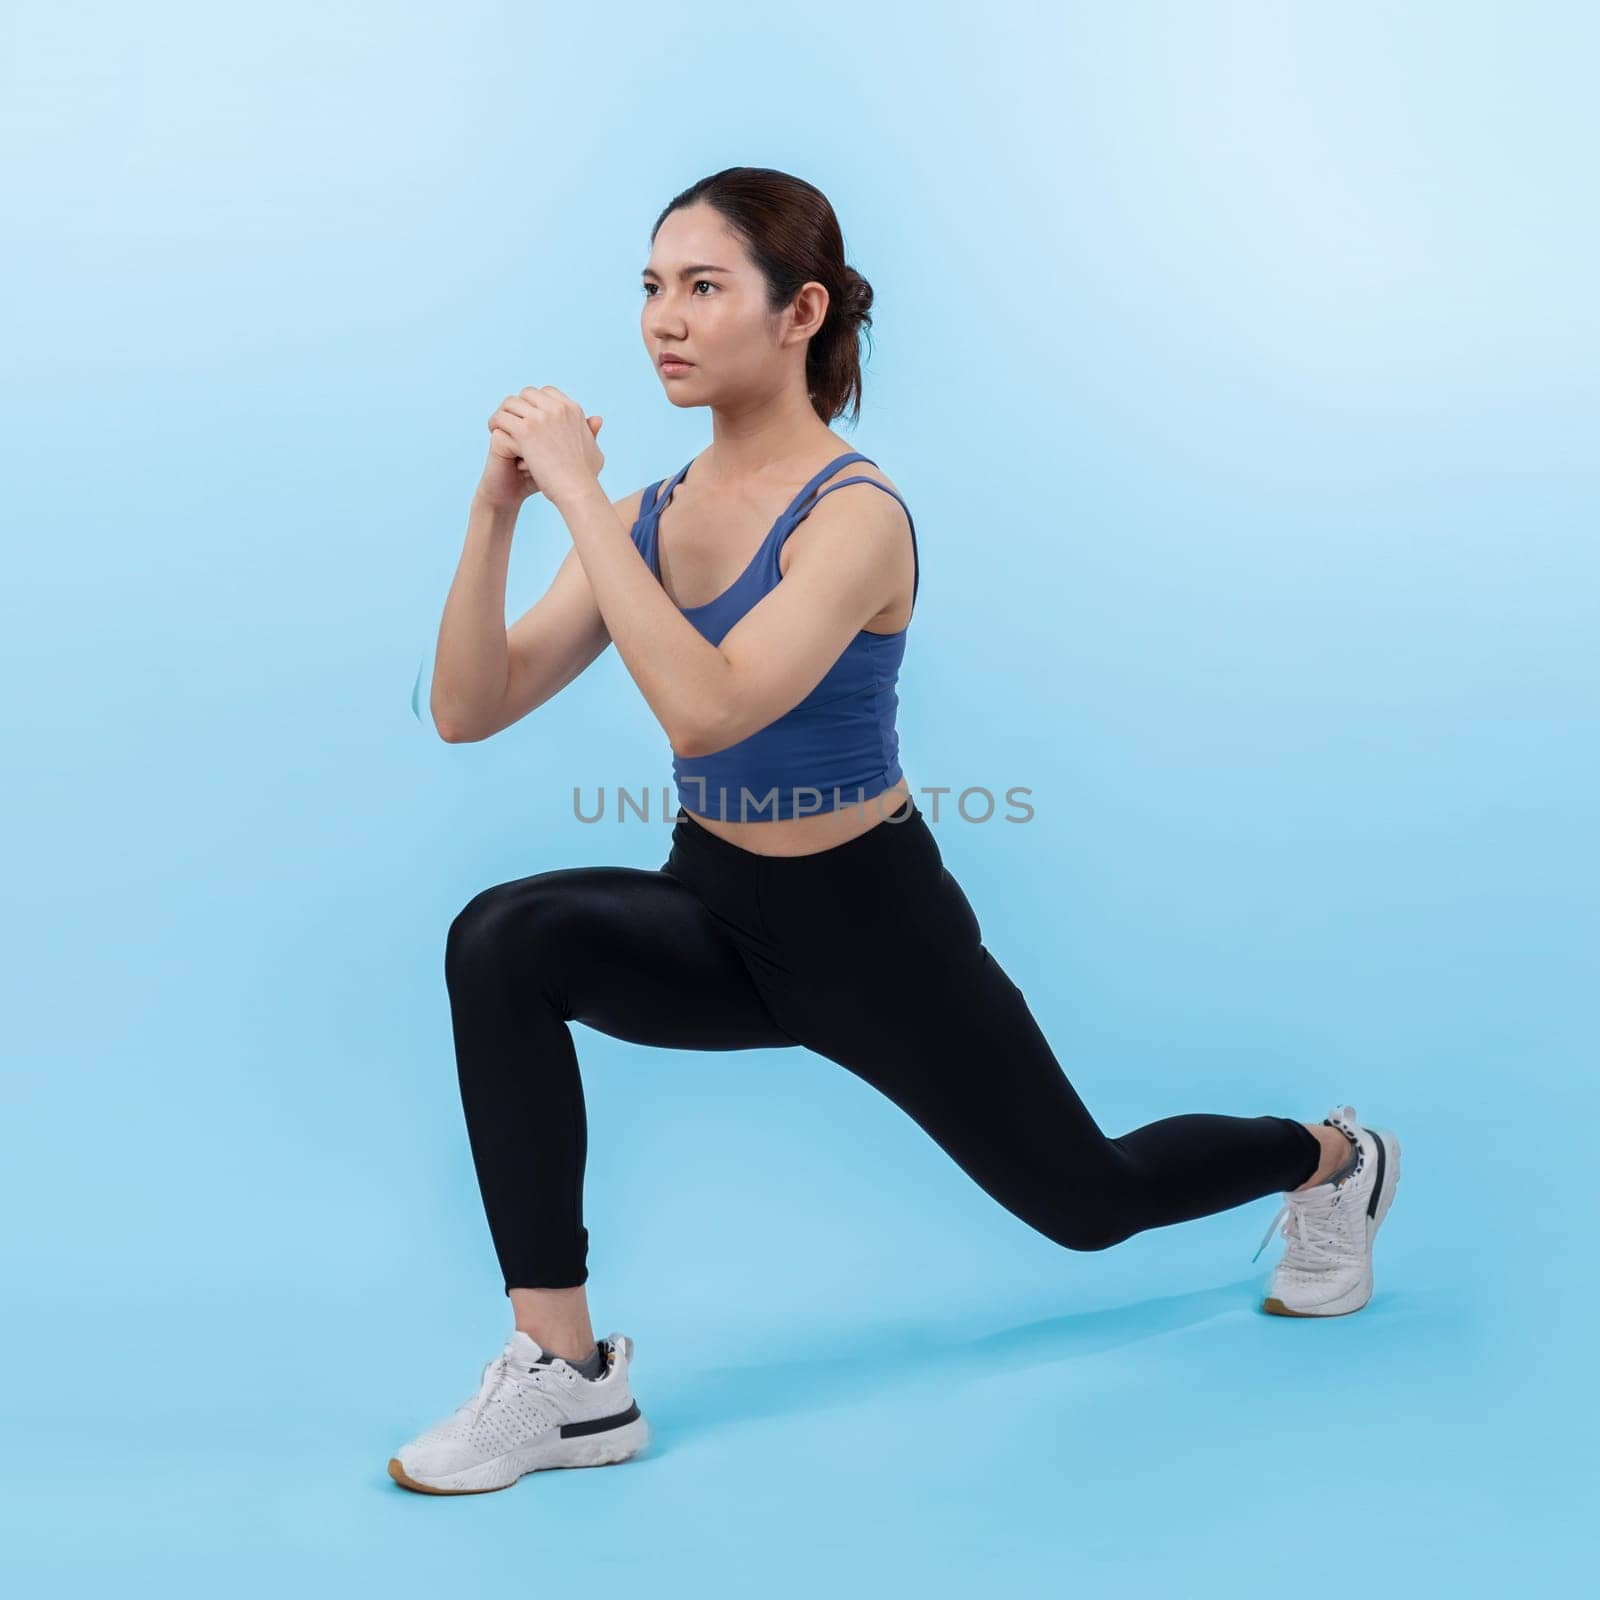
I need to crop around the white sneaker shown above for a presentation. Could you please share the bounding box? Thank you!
[388,1328,651,1494]
[1253,1104,1402,1317]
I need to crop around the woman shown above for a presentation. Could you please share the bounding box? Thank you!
[389,167,1402,1496]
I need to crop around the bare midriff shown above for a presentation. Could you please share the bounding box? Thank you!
[679,775,914,857]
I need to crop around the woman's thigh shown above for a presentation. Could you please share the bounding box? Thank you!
[448,862,795,1053]
[753,818,1125,1228]
[775,871,1107,1140]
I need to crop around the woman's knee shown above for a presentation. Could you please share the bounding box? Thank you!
[445,873,586,994]
[1048,1212,1136,1253]
[1029,1164,1146,1252]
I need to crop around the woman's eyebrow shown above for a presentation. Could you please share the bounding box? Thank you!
[641,263,734,280]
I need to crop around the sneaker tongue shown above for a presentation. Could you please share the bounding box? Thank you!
[505,1329,546,1365]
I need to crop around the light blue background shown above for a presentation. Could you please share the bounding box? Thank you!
[5,1,1594,1592]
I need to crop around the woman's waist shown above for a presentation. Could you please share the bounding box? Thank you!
[673,777,914,859]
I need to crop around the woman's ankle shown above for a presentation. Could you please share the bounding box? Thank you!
[508,1283,595,1360]
[1293,1123,1352,1191]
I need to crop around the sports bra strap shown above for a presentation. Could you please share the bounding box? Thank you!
[650,452,875,524]
[640,456,919,611]
[799,476,920,606]
[643,473,676,518]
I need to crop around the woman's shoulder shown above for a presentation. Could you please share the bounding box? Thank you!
[824,448,905,501]
[818,456,913,524]
[612,482,656,530]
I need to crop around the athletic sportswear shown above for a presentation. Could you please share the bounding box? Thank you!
[629,450,919,822]
[389,1329,649,1494]
[1254,1104,1403,1316]
[444,796,1326,1291]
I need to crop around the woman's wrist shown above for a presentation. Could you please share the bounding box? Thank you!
[470,491,528,526]
[546,476,608,520]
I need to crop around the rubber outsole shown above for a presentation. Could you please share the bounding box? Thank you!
[387,1413,651,1495]
[389,1457,509,1496]
[1261,1292,1367,1318]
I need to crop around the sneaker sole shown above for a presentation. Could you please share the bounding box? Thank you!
[388,1409,651,1495]
[1261,1127,1402,1317]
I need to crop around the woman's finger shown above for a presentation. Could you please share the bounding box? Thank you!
[521,384,576,414]
[489,405,534,438]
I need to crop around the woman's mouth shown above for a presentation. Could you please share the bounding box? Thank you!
[659,356,694,376]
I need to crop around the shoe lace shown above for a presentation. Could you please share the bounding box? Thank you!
[465,1352,514,1425]
[1251,1181,1348,1267]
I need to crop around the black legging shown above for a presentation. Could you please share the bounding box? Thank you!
[445,797,1323,1293]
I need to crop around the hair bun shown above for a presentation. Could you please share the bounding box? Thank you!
[842,266,874,321]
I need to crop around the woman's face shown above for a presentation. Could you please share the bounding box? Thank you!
[640,203,807,409]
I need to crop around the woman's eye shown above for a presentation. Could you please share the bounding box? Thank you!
[641,281,716,297]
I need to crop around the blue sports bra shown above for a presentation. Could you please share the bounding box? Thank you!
[629,450,919,822]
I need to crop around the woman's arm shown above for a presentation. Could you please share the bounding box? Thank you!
[428,487,646,743]
[428,494,521,742]
[549,481,734,754]
[551,478,908,759]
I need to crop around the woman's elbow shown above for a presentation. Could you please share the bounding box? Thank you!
[669,723,709,760]
[668,705,722,760]
[432,701,489,743]
[671,703,748,760]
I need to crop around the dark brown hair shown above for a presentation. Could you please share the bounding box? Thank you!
[650,166,874,427]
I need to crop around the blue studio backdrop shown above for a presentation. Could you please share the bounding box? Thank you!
[4,1,1594,1593]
